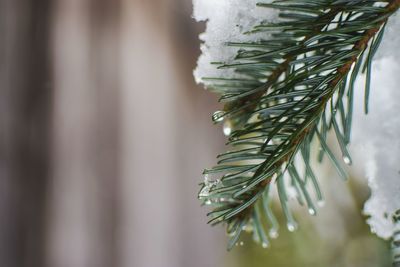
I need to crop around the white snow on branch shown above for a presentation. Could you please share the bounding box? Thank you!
[351,12,400,239]
[192,0,278,85]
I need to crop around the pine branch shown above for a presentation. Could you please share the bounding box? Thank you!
[199,0,400,250]
[218,6,340,123]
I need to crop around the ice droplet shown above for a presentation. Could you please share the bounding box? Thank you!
[239,241,244,246]
[287,222,298,232]
[199,188,209,198]
[242,223,253,232]
[205,199,212,205]
[269,229,279,239]
[199,175,220,198]
[308,207,316,215]
[264,138,274,146]
[262,242,269,248]
[212,111,224,122]
[343,156,352,165]
[223,121,232,136]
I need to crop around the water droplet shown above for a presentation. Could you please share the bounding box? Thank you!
[370,226,376,234]
[223,121,232,136]
[264,138,274,145]
[199,187,210,198]
[317,200,325,207]
[239,241,244,246]
[269,229,279,239]
[205,199,212,205]
[343,156,351,165]
[308,207,316,215]
[199,175,220,198]
[262,242,269,248]
[241,223,253,232]
[212,111,225,122]
[287,222,298,232]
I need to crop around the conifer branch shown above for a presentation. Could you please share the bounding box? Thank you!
[199,0,400,250]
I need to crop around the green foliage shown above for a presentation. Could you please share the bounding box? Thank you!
[231,201,391,267]
[199,0,400,250]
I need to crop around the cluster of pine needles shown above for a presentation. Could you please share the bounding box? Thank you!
[198,0,400,250]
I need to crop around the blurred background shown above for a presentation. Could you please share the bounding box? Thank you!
[0,0,392,267]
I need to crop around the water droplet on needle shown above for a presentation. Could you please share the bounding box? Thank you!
[212,111,224,122]
[287,222,297,232]
[223,121,232,136]
[269,229,279,239]
[343,156,351,165]
[308,207,316,215]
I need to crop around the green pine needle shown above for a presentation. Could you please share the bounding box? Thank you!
[198,0,400,250]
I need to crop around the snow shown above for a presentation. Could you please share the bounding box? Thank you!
[351,11,400,239]
[192,0,278,85]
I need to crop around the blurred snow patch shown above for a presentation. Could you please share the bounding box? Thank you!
[351,12,400,239]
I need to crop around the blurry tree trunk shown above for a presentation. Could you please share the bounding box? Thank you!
[0,0,226,267]
[118,1,182,266]
[47,0,120,267]
[118,1,226,267]
[0,1,52,267]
